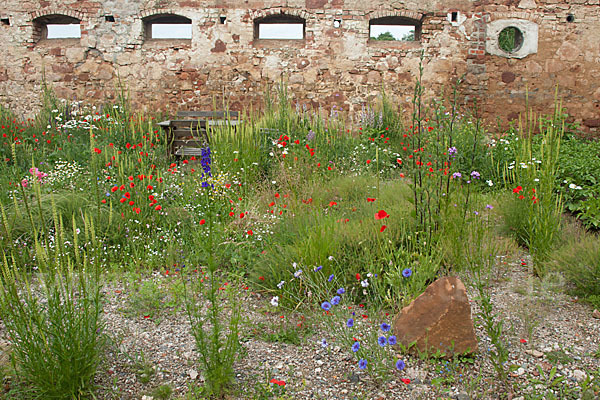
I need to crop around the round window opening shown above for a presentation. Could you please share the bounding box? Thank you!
[498,26,524,53]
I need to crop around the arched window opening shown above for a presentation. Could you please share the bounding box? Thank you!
[254,14,305,40]
[33,14,81,41]
[369,16,421,42]
[143,14,192,40]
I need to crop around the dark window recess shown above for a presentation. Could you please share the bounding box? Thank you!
[143,14,192,39]
[1,18,10,26]
[105,15,115,22]
[333,19,341,28]
[451,12,458,22]
[219,16,226,24]
[566,14,575,23]
[254,14,305,40]
[369,16,421,42]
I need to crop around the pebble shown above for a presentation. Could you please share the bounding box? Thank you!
[525,349,544,358]
[592,309,600,319]
[573,369,587,382]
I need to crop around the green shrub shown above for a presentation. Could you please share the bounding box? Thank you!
[551,232,600,308]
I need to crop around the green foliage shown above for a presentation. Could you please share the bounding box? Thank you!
[550,232,600,308]
[502,104,565,275]
[184,210,242,398]
[474,273,509,381]
[0,191,105,399]
[498,27,519,53]
[371,31,396,41]
[150,384,173,400]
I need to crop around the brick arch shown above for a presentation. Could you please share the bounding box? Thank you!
[251,8,312,23]
[489,11,541,24]
[30,8,86,23]
[368,10,424,22]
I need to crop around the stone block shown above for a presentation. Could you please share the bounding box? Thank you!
[393,276,478,357]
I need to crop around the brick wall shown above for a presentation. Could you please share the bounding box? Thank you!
[0,0,599,133]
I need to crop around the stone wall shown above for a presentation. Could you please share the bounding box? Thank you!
[0,0,599,133]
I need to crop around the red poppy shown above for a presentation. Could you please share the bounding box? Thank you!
[120,198,126,204]
[401,378,411,384]
[520,339,527,344]
[259,276,265,281]
[101,199,107,204]
[367,198,376,202]
[329,201,337,207]
[128,201,134,206]
[380,225,387,232]
[93,148,101,154]
[355,273,361,280]
[147,185,153,190]
[155,205,162,211]
[275,193,280,198]
[375,210,389,220]
[199,219,206,225]
[513,186,523,193]
[366,159,371,165]
[247,230,253,235]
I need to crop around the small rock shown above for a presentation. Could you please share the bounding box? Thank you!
[525,349,544,358]
[511,367,526,377]
[349,373,360,383]
[189,369,198,380]
[315,367,322,374]
[141,396,153,400]
[456,392,470,400]
[573,370,587,382]
[592,309,600,319]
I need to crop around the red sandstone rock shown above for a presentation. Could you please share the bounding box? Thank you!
[393,276,478,357]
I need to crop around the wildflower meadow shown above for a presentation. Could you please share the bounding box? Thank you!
[0,80,598,400]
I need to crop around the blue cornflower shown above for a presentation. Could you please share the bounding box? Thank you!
[378,336,387,347]
[358,359,367,370]
[331,296,341,305]
[337,288,345,295]
[380,323,391,332]
[321,338,328,348]
[351,341,360,352]
[314,265,323,272]
[388,335,397,345]
[328,274,334,282]
[321,301,331,311]
[396,359,405,371]
[346,318,354,328]
[402,268,412,278]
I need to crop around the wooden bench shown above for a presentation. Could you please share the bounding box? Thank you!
[158,111,241,157]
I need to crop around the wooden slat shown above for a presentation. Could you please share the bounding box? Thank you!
[169,120,208,129]
[177,110,239,118]
[172,139,208,148]
[175,147,205,156]
[171,129,207,138]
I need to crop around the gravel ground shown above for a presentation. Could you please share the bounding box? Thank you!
[1,256,599,399]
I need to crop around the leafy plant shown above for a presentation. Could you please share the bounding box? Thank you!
[0,187,105,399]
[184,201,242,398]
